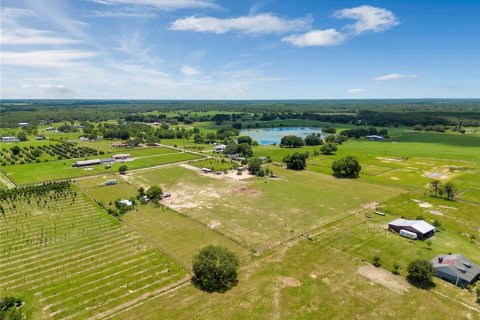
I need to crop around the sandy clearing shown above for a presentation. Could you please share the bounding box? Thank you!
[180,163,254,181]
[376,157,406,163]
[357,264,408,295]
[279,276,301,287]
[411,199,433,208]
[361,202,379,210]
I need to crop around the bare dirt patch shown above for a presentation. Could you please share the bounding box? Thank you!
[376,157,405,163]
[233,186,259,195]
[279,276,301,287]
[360,202,379,210]
[411,199,433,208]
[357,264,408,295]
[180,164,254,181]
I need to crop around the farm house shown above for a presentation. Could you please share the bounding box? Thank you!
[213,144,227,152]
[72,159,101,167]
[366,135,385,141]
[431,254,480,286]
[388,218,436,240]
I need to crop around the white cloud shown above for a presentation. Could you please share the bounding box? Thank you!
[90,0,218,10]
[180,65,201,76]
[21,84,73,94]
[87,9,156,18]
[348,88,365,93]
[333,5,399,34]
[373,73,418,81]
[170,13,311,34]
[282,29,346,47]
[0,28,81,46]
[0,6,81,46]
[1,50,99,68]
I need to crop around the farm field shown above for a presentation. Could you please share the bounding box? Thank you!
[0,147,203,185]
[127,165,402,250]
[0,185,186,319]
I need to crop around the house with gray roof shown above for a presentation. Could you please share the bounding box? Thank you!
[431,254,480,286]
[388,218,436,240]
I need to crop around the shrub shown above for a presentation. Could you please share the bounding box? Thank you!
[372,255,381,267]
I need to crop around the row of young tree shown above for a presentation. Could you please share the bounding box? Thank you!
[429,180,456,200]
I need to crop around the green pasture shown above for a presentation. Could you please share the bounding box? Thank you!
[116,235,478,320]
[124,206,250,267]
[129,165,402,250]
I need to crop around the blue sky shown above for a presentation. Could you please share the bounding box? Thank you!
[1,0,479,99]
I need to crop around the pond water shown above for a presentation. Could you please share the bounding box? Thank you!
[240,127,324,145]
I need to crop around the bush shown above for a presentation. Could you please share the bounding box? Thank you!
[192,245,239,292]
[372,255,381,267]
[406,259,435,289]
[392,263,401,275]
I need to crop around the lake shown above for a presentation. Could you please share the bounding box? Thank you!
[240,127,324,145]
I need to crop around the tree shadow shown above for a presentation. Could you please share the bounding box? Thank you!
[407,277,436,290]
[191,277,238,293]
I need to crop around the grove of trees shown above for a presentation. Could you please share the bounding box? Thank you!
[429,180,457,200]
[280,135,305,148]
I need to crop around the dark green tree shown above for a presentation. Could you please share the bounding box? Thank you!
[280,135,304,148]
[304,133,323,146]
[192,245,239,292]
[406,259,435,289]
[118,165,128,174]
[320,143,337,155]
[16,132,27,141]
[372,255,382,267]
[10,145,21,155]
[443,182,456,200]
[146,186,163,203]
[282,152,308,170]
[332,156,361,178]
[237,136,253,145]
[429,179,442,197]
[248,157,263,175]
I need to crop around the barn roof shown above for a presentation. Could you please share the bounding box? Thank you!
[389,218,435,234]
[431,254,480,283]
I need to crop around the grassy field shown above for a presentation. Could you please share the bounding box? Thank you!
[114,236,478,320]
[127,165,402,250]
[0,147,203,185]
[0,187,186,320]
